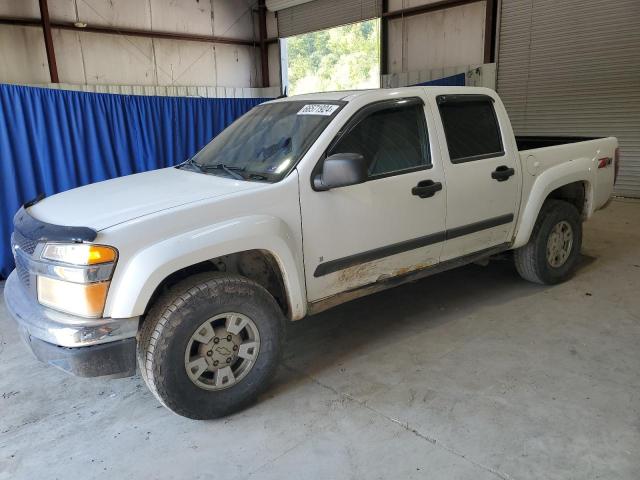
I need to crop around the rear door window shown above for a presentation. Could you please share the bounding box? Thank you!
[437,95,504,163]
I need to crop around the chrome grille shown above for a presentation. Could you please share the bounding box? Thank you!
[13,230,38,255]
[11,231,38,289]
[16,262,30,288]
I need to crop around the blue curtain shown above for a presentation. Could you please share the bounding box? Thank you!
[413,72,466,87]
[0,84,269,278]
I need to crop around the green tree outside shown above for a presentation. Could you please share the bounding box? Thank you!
[286,19,380,95]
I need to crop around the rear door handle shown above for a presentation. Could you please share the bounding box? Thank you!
[412,180,442,198]
[492,165,515,182]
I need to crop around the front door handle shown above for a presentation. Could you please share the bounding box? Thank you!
[412,180,442,198]
[492,165,515,182]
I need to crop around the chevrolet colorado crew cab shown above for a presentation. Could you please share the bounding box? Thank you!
[5,87,618,419]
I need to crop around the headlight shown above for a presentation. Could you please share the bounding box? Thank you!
[37,243,118,318]
[42,244,117,265]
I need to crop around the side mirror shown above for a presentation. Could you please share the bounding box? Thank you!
[314,153,367,191]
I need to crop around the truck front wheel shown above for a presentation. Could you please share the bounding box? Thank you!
[514,199,583,285]
[137,273,284,419]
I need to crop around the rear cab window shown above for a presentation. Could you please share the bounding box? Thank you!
[436,95,504,163]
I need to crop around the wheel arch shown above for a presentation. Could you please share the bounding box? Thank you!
[142,249,291,319]
[105,215,307,321]
[513,160,593,248]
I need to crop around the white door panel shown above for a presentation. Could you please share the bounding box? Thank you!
[299,97,446,302]
[442,154,519,260]
[431,94,521,261]
[301,170,445,301]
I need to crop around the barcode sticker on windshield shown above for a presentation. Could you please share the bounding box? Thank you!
[297,104,339,116]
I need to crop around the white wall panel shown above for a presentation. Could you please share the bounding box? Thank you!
[0,24,49,84]
[268,42,280,88]
[153,39,216,87]
[149,0,213,35]
[214,43,256,87]
[387,1,486,74]
[0,0,276,89]
[76,32,156,85]
[0,0,75,21]
[0,0,39,17]
[44,0,76,22]
[52,29,86,84]
[75,0,151,29]
[212,0,256,39]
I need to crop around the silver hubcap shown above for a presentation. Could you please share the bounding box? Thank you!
[184,313,260,391]
[546,220,573,268]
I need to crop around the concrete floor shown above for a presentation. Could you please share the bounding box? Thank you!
[1,199,639,480]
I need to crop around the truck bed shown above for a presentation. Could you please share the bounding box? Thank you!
[515,135,600,151]
[515,134,617,218]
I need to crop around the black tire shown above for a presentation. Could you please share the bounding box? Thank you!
[137,272,285,419]
[514,199,582,285]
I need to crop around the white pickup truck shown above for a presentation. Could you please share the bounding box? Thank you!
[5,87,618,419]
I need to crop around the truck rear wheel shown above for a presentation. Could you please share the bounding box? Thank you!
[514,199,582,285]
[137,273,284,419]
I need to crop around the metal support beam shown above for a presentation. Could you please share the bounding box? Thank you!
[0,17,279,47]
[38,0,58,83]
[382,0,482,20]
[483,0,497,63]
[258,0,270,88]
[380,0,389,76]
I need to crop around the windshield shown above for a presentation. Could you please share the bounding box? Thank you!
[185,100,344,182]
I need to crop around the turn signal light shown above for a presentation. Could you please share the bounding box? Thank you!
[37,276,110,318]
[42,244,117,266]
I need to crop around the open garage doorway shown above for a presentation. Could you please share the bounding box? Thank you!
[284,19,380,96]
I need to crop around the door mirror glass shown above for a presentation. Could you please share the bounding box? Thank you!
[314,153,368,191]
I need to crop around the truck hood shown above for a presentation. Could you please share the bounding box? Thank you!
[28,167,263,231]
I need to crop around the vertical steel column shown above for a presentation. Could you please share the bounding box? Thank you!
[483,0,497,63]
[380,0,389,76]
[38,0,59,83]
[258,0,270,88]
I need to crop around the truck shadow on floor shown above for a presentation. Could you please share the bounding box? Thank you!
[272,253,597,397]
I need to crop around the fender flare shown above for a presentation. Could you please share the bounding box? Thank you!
[512,158,594,249]
[105,215,307,320]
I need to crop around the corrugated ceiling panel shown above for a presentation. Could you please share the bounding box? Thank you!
[266,0,313,12]
[497,0,640,197]
[276,0,381,37]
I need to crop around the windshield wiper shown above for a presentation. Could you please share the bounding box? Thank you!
[180,159,269,181]
[199,163,245,181]
[178,157,198,169]
[185,162,245,180]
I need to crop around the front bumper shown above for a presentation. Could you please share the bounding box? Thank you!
[4,271,138,377]
[22,332,137,378]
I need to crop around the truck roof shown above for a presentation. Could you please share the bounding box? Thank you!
[267,86,496,104]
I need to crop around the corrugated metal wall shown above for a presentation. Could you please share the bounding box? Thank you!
[497,0,640,197]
